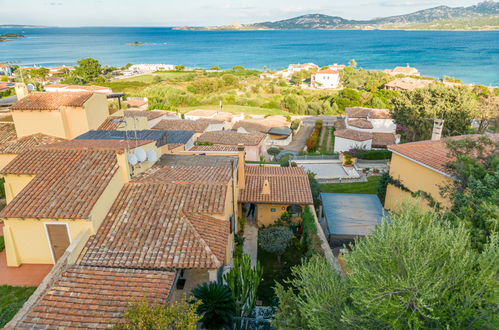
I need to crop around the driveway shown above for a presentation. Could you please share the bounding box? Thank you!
[283,124,314,152]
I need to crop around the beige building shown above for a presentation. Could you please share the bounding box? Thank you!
[10,92,110,139]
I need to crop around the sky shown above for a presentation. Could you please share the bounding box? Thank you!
[0,0,486,27]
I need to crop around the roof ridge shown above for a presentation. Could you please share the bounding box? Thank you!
[182,211,222,268]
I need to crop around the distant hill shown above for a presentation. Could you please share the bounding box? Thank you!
[177,1,499,30]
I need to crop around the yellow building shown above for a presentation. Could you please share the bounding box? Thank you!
[10,91,110,139]
[385,138,455,211]
[239,166,313,226]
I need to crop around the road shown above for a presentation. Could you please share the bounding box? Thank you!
[283,124,314,152]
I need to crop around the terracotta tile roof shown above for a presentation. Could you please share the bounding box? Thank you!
[314,69,339,75]
[0,149,119,219]
[198,131,266,146]
[239,166,313,205]
[42,139,153,153]
[124,110,164,120]
[0,133,66,154]
[153,119,211,133]
[133,165,232,184]
[15,265,175,329]
[0,123,17,145]
[185,109,218,117]
[388,134,499,175]
[80,182,229,270]
[384,77,434,91]
[348,119,373,129]
[346,107,371,119]
[372,132,397,148]
[334,129,372,142]
[232,118,289,133]
[190,145,239,152]
[157,154,238,168]
[334,119,346,130]
[346,107,391,120]
[392,66,419,74]
[10,92,93,110]
[125,99,148,108]
[98,116,124,130]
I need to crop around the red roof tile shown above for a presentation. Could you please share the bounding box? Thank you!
[0,133,66,154]
[0,149,119,219]
[80,182,229,270]
[190,145,239,152]
[10,92,93,110]
[15,266,175,329]
[98,116,124,130]
[198,131,266,146]
[124,110,164,120]
[0,123,18,145]
[334,129,372,142]
[239,166,313,205]
[348,119,373,129]
[372,132,397,148]
[133,165,232,185]
[42,139,153,153]
[388,134,499,175]
[153,119,210,132]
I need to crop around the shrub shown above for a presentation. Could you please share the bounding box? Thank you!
[237,216,246,233]
[0,236,4,252]
[290,119,301,130]
[192,282,235,329]
[258,226,293,263]
[117,299,200,330]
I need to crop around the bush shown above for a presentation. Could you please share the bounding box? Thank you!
[347,148,392,160]
[290,119,301,130]
[300,206,323,256]
[0,236,4,252]
[259,226,294,263]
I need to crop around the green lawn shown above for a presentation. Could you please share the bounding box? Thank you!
[179,104,290,116]
[320,176,381,195]
[0,286,36,327]
[257,241,305,306]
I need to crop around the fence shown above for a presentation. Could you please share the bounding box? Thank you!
[291,154,339,161]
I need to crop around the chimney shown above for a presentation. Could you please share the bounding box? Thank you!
[14,83,29,100]
[237,144,245,189]
[431,119,444,141]
[261,179,271,195]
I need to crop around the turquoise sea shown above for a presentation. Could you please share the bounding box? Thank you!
[0,27,498,85]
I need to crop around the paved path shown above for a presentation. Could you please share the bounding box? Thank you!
[283,124,314,152]
[243,216,258,267]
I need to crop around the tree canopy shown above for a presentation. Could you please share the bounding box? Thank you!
[390,84,478,141]
[274,205,498,329]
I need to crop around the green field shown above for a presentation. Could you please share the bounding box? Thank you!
[0,286,36,327]
[119,71,197,83]
[320,176,381,195]
[179,104,290,116]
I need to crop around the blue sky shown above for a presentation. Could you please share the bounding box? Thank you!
[0,0,484,26]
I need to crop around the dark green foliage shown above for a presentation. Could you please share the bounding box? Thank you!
[224,255,263,317]
[300,206,323,256]
[0,286,37,327]
[307,171,320,208]
[340,67,395,91]
[192,282,235,329]
[74,58,102,81]
[275,206,498,329]
[0,236,4,252]
[0,177,5,200]
[279,154,290,167]
[347,148,392,160]
[290,119,301,130]
[258,226,293,262]
[442,135,499,250]
[390,84,477,141]
[376,172,390,204]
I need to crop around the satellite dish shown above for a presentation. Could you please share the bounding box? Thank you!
[135,147,147,162]
[27,83,35,91]
[146,149,157,162]
[127,153,138,166]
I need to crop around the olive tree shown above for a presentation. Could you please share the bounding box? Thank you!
[258,226,293,263]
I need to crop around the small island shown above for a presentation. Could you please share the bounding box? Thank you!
[0,33,26,42]
[127,42,158,45]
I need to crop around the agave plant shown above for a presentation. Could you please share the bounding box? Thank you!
[192,282,235,329]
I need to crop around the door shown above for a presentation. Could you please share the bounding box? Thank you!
[46,224,70,262]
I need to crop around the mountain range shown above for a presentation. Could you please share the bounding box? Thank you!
[178,1,499,31]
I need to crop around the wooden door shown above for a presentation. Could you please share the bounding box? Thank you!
[46,224,70,262]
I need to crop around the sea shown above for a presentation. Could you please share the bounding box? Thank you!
[0,27,498,85]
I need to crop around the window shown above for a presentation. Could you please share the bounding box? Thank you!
[271,208,276,212]
[229,216,235,233]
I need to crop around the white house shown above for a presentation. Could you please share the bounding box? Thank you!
[311,69,340,89]
[128,64,176,72]
[328,64,346,71]
[288,63,319,73]
[0,64,13,76]
[333,107,399,153]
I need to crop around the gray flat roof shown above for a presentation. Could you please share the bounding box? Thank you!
[321,193,385,236]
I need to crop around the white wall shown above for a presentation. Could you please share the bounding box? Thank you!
[370,119,396,133]
[267,135,292,146]
[334,137,372,153]
[312,74,340,89]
